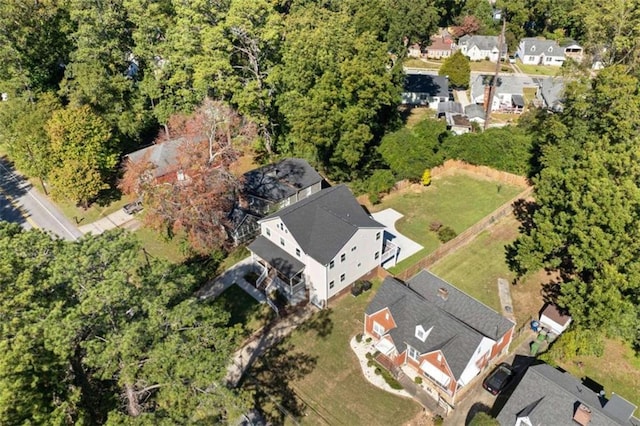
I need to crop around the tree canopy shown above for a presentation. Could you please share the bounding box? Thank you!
[438,51,471,89]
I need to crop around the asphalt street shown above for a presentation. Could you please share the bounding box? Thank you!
[0,157,82,240]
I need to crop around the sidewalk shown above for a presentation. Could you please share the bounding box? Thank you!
[225,304,318,387]
[78,209,141,235]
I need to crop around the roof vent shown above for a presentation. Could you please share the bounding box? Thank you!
[438,288,449,301]
[573,403,592,426]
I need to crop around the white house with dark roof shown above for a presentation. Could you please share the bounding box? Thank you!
[497,363,639,425]
[517,38,566,66]
[364,271,515,405]
[402,73,450,109]
[248,185,386,308]
[458,35,507,62]
[471,74,531,112]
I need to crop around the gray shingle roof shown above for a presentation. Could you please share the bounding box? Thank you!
[538,77,565,110]
[126,137,188,178]
[366,273,513,379]
[465,104,486,120]
[437,101,463,115]
[459,35,507,54]
[471,74,525,101]
[497,363,639,426]
[243,158,322,203]
[261,185,383,265]
[520,37,565,58]
[404,74,449,98]
[248,235,305,279]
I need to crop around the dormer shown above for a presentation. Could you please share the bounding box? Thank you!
[415,325,432,342]
[530,45,536,52]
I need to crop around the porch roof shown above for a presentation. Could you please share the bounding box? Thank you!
[248,236,305,279]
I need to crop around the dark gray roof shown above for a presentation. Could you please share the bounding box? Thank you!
[261,185,383,265]
[366,274,513,379]
[538,77,565,110]
[126,137,188,178]
[497,364,638,426]
[408,270,514,340]
[437,101,463,115]
[404,74,449,98]
[471,74,525,100]
[459,35,507,54]
[243,158,322,203]
[248,236,305,279]
[512,94,525,107]
[520,37,565,58]
[465,104,486,120]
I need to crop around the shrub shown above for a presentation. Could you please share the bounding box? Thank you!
[468,412,499,425]
[433,415,444,426]
[365,352,374,360]
[421,169,431,186]
[368,192,380,205]
[355,333,363,343]
[437,226,457,242]
[375,367,382,375]
[429,221,443,232]
[367,359,375,367]
[365,337,372,343]
[414,376,423,385]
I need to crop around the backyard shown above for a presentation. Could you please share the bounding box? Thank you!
[369,173,525,273]
[213,284,274,339]
[243,280,424,425]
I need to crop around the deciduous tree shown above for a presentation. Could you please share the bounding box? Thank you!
[439,51,471,89]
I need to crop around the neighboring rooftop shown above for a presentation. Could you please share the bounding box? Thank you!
[465,104,486,120]
[541,303,571,326]
[496,363,640,426]
[458,35,507,54]
[471,74,527,100]
[403,74,449,98]
[242,158,323,203]
[537,77,565,111]
[437,101,463,115]
[261,185,383,265]
[520,37,565,58]
[126,137,189,178]
[366,272,514,379]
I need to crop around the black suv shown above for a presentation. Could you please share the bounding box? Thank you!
[482,363,515,395]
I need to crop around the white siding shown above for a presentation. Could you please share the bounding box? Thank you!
[458,336,496,387]
[260,218,302,259]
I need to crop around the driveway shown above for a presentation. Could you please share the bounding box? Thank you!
[372,208,423,267]
[456,90,470,108]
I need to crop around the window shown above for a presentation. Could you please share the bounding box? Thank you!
[329,280,335,289]
[266,227,271,236]
[340,253,346,262]
[374,251,380,260]
[280,237,285,247]
[376,232,381,240]
[351,246,357,252]
[340,273,345,282]
[437,353,442,362]
[357,262,361,268]
[373,321,385,336]
[295,248,301,257]
[329,260,335,269]
[407,345,420,361]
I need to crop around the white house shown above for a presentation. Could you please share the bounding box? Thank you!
[458,35,506,62]
[470,74,531,112]
[539,303,572,336]
[401,73,449,109]
[517,38,565,66]
[248,185,385,308]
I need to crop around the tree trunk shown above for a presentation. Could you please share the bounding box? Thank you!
[125,383,142,417]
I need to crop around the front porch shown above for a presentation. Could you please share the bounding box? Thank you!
[248,236,308,306]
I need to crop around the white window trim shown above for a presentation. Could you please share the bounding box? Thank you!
[407,345,420,361]
[373,321,385,336]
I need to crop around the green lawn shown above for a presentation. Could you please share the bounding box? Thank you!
[404,58,440,70]
[245,281,421,425]
[470,60,512,74]
[213,284,273,339]
[374,174,523,265]
[515,59,559,76]
[133,227,187,264]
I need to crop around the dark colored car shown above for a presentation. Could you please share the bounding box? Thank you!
[123,200,143,215]
[482,363,515,395]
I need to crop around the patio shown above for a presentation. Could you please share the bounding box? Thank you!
[372,208,424,268]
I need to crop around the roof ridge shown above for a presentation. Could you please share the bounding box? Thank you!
[268,185,342,219]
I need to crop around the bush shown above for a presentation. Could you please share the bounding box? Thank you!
[355,333,363,343]
[437,226,457,242]
[366,337,372,343]
[374,367,382,375]
[414,376,423,385]
[429,221,443,232]
[433,415,444,426]
[468,412,499,425]
[539,328,604,362]
[365,352,374,360]
[368,192,380,205]
[421,169,432,186]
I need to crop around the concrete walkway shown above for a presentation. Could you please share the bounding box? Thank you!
[498,278,516,323]
[78,208,141,235]
[456,90,470,108]
[225,304,318,387]
[197,257,265,303]
[372,208,424,266]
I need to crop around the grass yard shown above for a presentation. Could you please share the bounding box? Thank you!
[373,174,523,271]
[404,58,440,70]
[245,280,422,425]
[555,338,640,410]
[213,284,273,339]
[515,59,559,76]
[470,60,512,74]
[134,227,187,264]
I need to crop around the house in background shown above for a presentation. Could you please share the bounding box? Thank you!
[465,104,486,125]
[539,303,572,336]
[125,137,192,184]
[458,35,506,62]
[407,43,423,58]
[425,31,455,59]
[471,74,531,113]
[229,158,323,245]
[364,271,515,406]
[248,185,386,308]
[536,77,565,112]
[446,113,472,135]
[496,363,639,425]
[562,40,584,63]
[402,73,450,109]
[517,38,566,66]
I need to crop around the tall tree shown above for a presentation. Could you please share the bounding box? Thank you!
[439,51,471,89]
[510,66,640,346]
[46,105,118,207]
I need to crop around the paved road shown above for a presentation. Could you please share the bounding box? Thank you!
[0,158,82,240]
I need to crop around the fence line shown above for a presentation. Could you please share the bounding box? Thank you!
[398,186,534,281]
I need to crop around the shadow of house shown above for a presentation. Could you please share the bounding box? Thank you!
[229,158,323,245]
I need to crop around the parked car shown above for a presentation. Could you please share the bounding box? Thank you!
[508,56,516,64]
[482,363,515,395]
[123,200,143,215]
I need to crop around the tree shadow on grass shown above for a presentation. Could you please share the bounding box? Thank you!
[243,342,318,424]
[295,308,333,338]
[465,402,490,425]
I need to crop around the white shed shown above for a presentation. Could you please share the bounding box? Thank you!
[539,304,572,335]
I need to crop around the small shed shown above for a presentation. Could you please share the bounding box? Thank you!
[539,303,572,335]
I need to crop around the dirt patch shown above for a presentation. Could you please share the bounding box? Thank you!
[404,409,436,426]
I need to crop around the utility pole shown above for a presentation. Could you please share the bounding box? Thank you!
[484,17,507,130]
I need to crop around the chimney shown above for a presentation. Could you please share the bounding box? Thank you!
[438,288,449,301]
[573,403,592,426]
